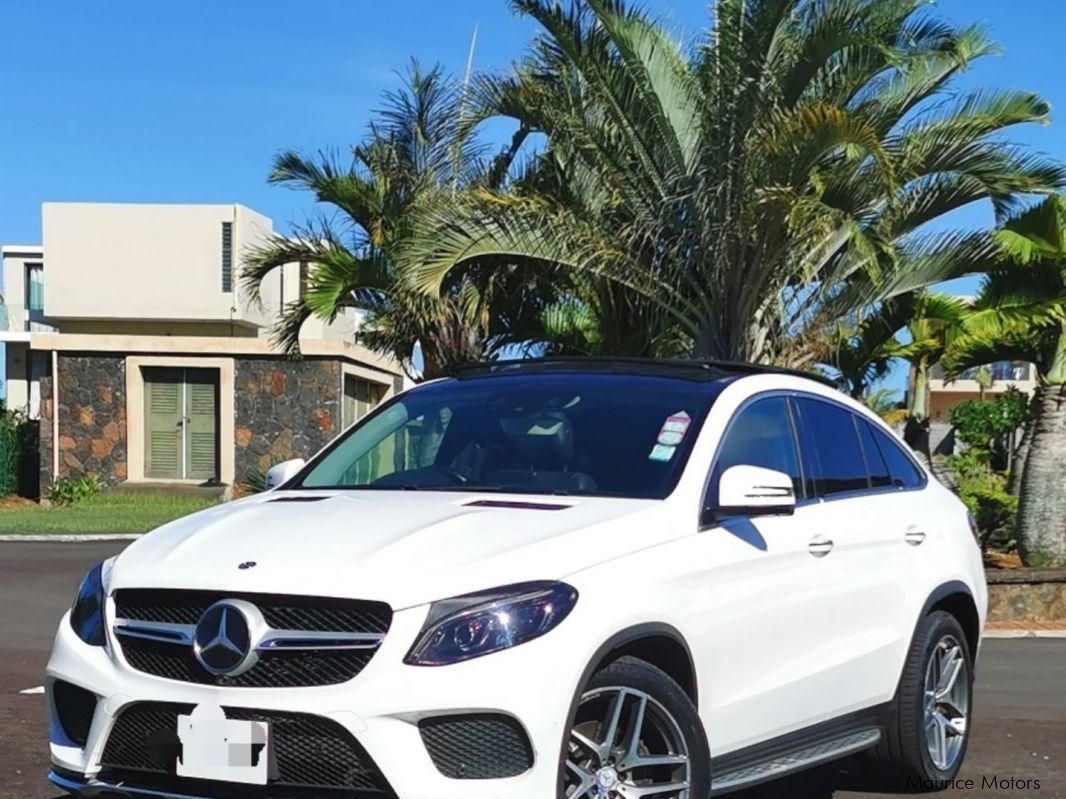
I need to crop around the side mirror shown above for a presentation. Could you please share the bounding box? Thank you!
[703,464,796,525]
[265,459,306,491]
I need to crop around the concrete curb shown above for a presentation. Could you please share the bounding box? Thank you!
[0,534,143,543]
[984,629,1066,639]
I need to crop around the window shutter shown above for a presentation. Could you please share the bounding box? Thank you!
[145,373,181,478]
[186,377,218,480]
[221,222,233,293]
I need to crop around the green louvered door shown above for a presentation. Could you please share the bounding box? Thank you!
[143,367,219,480]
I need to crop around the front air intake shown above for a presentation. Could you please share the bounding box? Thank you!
[419,713,534,779]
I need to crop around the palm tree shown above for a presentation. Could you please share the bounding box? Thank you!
[944,196,1066,565]
[402,0,1063,365]
[241,62,553,379]
[890,292,969,422]
[863,387,907,427]
[973,364,995,402]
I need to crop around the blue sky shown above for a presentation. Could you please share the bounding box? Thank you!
[2,0,1065,394]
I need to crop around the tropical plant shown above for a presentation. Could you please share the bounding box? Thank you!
[949,388,1029,450]
[402,0,1063,366]
[888,292,969,421]
[48,475,102,506]
[862,387,906,427]
[241,61,555,379]
[972,364,995,402]
[943,196,1066,565]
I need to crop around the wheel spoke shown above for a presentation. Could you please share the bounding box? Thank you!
[618,692,648,768]
[565,761,596,798]
[599,690,628,759]
[933,714,949,767]
[936,647,963,697]
[945,715,968,737]
[570,728,600,759]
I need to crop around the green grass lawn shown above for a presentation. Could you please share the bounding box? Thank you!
[0,492,219,534]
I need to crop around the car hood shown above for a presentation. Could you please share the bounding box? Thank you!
[110,491,667,609]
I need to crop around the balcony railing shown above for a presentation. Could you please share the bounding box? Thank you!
[929,361,1031,382]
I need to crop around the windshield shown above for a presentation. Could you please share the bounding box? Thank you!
[296,374,718,499]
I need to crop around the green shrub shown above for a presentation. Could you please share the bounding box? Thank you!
[948,388,1029,450]
[0,413,18,496]
[48,475,103,506]
[947,460,1017,551]
[0,404,38,497]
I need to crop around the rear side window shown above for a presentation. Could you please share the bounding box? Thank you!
[793,397,868,497]
[711,396,804,499]
[856,419,892,488]
[870,424,925,489]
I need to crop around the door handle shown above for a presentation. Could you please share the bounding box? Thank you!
[904,528,927,546]
[808,537,834,558]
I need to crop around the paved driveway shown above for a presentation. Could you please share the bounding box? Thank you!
[1,542,1062,799]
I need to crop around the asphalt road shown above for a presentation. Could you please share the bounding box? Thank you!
[0,541,1062,799]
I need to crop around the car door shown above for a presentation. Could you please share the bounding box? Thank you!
[790,396,912,716]
[698,394,849,754]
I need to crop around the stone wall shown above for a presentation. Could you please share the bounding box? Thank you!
[47,355,127,486]
[987,568,1066,623]
[233,358,342,486]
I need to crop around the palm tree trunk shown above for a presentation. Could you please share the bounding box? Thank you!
[1016,383,1066,565]
[908,359,930,420]
[1007,392,1040,495]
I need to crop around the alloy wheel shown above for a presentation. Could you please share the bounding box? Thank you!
[923,635,970,771]
[565,686,691,798]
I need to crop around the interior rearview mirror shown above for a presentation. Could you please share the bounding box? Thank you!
[265,458,306,491]
[703,464,796,526]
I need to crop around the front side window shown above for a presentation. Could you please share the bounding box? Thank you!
[710,396,803,500]
[793,397,868,497]
[298,374,717,499]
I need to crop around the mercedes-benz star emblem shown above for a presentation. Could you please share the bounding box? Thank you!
[193,600,261,677]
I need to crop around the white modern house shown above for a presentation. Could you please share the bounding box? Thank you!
[1,202,404,492]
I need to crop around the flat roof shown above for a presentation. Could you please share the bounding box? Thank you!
[1,244,43,256]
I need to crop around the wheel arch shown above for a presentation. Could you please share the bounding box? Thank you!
[557,623,700,794]
[920,581,981,658]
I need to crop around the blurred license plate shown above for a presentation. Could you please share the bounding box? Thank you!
[177,705,272,785]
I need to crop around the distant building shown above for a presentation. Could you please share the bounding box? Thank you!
[925,360,1036,421]
[1,202,404,491]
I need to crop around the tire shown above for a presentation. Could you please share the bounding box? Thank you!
[871,610,974,787]
[561,656,710,798]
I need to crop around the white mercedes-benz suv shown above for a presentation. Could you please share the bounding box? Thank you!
[47,358,986,799]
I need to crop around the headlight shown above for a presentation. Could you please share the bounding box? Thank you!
[69,559,112,646]
[405,581,578,666]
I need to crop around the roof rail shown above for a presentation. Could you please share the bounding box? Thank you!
[450,357,838,388]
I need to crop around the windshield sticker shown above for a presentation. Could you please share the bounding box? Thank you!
[657,430,684,446]
[657,409,692,448]
[649,444,676,462]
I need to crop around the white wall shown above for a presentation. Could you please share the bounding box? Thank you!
[41,203,281,327]
[1,247,41,332]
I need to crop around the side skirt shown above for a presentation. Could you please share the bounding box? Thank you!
[709,702,893,795]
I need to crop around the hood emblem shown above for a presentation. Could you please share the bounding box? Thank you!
[238,561,257,570]
[193,600,262,677]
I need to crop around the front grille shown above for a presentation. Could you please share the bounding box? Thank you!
[114,589,392,633]
[419,713,534,779]
[102,702,394,796]
[52,680,96,746]
[112,589,390,688]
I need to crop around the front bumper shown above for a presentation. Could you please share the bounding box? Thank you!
[46,602,577,799]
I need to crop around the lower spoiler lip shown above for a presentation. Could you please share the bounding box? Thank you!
[50,770,213,799]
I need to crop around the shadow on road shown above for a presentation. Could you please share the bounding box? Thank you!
[730,759,935,799]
